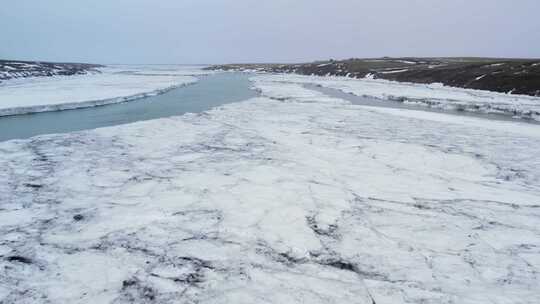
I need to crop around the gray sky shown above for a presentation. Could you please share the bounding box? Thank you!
[1,0,539,64]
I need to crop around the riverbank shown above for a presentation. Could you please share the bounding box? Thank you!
[248,73,540,122]
[0,66,200,116]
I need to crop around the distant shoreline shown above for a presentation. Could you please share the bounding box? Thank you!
[207,57,540,97]
[0,60,103,82]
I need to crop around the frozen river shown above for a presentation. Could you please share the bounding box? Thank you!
[0,72,256,142]
[1,73,540,303]
[3,71,538,143]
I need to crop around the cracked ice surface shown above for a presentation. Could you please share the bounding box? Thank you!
[1,80,540,303]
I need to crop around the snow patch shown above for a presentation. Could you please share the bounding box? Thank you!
[364,73,375,79]
[379,69,408,74]
[474,74,486,81]
[484,63,505,68]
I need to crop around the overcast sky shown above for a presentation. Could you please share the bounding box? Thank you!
[1,0,539,64]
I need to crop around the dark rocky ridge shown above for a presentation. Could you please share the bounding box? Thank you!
[0,59,104,82]
[207,57,540,96]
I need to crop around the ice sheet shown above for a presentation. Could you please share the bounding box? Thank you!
[1,80,539,303]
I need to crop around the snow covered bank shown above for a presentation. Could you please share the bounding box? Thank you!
[1,81,540,303]
[0,66,199,116]
[0,60,102,81]
[255,74,540,121]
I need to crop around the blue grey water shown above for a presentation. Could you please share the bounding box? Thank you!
[0,73,257,142]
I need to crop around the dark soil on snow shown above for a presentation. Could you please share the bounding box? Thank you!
[207,57,540,96]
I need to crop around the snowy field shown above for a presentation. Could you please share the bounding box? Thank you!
[0,65,200,116]
[1,75,539,303]
[256,74,540,121]
[113,64,215,77]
